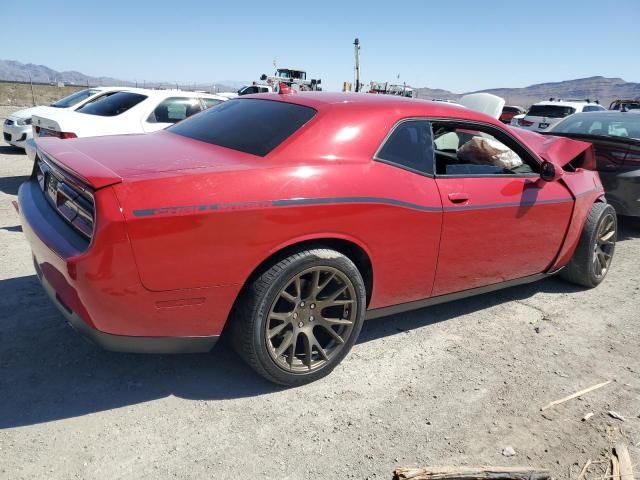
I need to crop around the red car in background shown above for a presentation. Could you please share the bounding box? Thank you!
[19,92,616,385]
[499,105,526,124]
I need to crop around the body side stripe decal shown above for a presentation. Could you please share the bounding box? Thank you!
[132,188,602,217]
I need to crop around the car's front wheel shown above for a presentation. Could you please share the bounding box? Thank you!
[231,249,366,386]
[560,202,617,288]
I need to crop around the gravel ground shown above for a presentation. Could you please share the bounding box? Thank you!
[1,105,639,480]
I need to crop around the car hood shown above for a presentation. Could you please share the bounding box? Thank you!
[459,93,505,120]
[509,127,596,169]
[8,105,60,120]
[35,130,261,189]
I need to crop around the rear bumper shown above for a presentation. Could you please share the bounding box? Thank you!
[600,168,640,216]
[25,137,37,162]
[18,178,231,353]
[34,259,218,353]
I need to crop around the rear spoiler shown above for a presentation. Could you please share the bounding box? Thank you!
[35,137,122,190]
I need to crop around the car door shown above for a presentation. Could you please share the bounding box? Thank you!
[431,120,574,296]
[373,119,443,303]
[142,97,203,133]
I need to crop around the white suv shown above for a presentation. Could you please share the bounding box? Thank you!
[513,99,605,132]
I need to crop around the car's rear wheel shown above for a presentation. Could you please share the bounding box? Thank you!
[231,249,366,386]
[560,202,617,288]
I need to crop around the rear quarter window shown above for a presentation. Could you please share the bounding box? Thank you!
[168,99,316,156]
[76,92,147,117]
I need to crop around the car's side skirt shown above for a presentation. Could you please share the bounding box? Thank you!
[365,272,555,320]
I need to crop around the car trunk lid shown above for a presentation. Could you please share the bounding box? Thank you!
[36,137,123,189]
[35,130,262,190]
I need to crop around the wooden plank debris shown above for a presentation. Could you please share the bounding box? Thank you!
[540,380,612,411]
[392,466,551,480]
[614,444,635,480]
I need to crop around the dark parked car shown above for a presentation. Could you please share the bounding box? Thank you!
[609,99,640,112]
[549,111,640,216]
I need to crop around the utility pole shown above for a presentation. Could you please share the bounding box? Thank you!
[28,73,36,106]
[353,38,361,93]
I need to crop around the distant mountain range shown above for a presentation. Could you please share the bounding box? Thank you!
[415,76,640,108]
[2,59,639,107]
[0,59,242,92]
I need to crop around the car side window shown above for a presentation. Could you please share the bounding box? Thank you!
[202,98,223,109]
[78,91,119,109]
[432,122,536,176]
[583,105,605,112]
[376,120,434,175]
[147,97,203,124]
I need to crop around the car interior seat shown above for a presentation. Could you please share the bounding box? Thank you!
[185,102,202,118]
[154,104,170,123]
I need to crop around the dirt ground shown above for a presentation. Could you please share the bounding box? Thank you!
[0,84,85,108]
[0,105,639,480]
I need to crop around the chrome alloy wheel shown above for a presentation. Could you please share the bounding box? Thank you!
[593,212,616,279]
[265,266,358,373]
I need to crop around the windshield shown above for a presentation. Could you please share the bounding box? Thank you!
[50,89,100,108]
[168,98,316,156]
[552,113,640,140]
[527,105,576,118]
[76,92,147,117]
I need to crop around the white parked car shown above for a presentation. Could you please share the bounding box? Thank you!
[3,87,126,149]
[237,84,273,95]
[513,98,606,132]
[31,88,227,140]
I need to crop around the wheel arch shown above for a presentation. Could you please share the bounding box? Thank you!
[238,235,374,307]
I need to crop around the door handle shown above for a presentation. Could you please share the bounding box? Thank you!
[448,192,469,203]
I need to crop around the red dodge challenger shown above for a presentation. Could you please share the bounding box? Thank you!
[19,92,616,385]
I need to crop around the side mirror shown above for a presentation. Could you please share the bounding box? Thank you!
[260,74,267,81]
[540,161,562,182]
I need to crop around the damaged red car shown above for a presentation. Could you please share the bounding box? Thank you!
[19,92,616,385]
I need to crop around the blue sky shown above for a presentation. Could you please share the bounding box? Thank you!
[3,0,639,92]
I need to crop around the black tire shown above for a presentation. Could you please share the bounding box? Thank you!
[230,249,366,386]
[560,202,617,288]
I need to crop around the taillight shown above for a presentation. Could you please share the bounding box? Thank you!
[36,156,95,240]
[35,127,77,139]
[520,119,534,127]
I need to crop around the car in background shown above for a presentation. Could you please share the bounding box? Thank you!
[3,87,125,149]
[499,105,525,124]
[31,88,227,140]
[549,111,640,216]
[238,84,273,95]
[515,99,605,132]
[609,99,640,112]
[510,113,526,127]
[20,92,614,385]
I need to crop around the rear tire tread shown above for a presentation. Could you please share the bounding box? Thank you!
[230,248,364,386]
